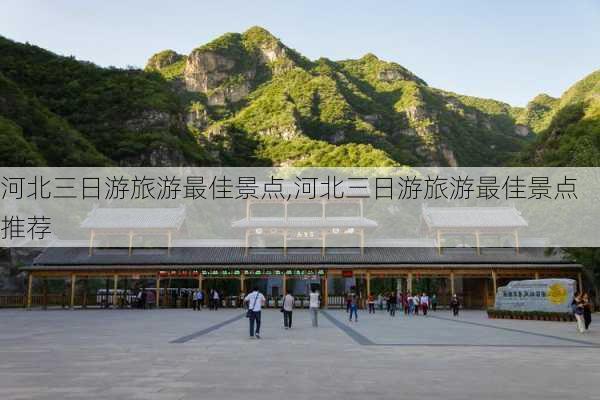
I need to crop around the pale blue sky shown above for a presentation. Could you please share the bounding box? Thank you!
[1,0,599,106]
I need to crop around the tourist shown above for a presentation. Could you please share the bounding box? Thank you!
[431,294,438,311]
[212,289,220,310]
[414,294,420,315]
[244,287,266,339]
[367,293,375,314]
[583,293,593,331]
[349,293,358,322]
[388,292,397,316]
[574,293,585,333]
[282,290,294,329]
[378,293,384,310]
[196,290,204,310]
[346,292,353,313]
[450,294,460,316]
[309,288,320,327]
[407,293,414,315]
[421,292,429,316]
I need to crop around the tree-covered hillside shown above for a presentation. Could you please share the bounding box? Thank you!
[517,70,600,167]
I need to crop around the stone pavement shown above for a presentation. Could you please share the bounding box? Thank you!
[1,308,599,400]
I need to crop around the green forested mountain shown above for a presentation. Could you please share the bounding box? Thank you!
[1,26,596,168]
[517,70,600,167]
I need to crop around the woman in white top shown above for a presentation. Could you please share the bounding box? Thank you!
[282,291,294,329]
[309,289,320,327]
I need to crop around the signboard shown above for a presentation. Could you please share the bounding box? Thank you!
[342,270,354,278]
[495,279,575,313]
[158,269,326,278]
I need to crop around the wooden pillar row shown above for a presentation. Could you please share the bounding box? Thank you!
[407,272,413,293]
[450,271,455,296]
[366,272,371,296]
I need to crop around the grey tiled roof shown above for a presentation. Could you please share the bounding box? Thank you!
[26,246,578,271]
[422,206,528,229]
[81,207,185,230]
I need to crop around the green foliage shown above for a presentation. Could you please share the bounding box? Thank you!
[0,72,110,166]
[518,70,600,167]
[0,116,45,166]
[0,35,209,166]
[257,136,398,167]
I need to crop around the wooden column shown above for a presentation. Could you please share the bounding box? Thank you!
[156,276,160,308]
[70,274,76,309]
[578,272,583,292]
[450,272,455,296]
[323,273,328,308]
[282,275,287,295]
[491,270,497,308]
[112,274,118,308]
[42,278,48,310]
[27,273,33,310]
[407,272,413,293]
[366,272,371,296]
[240,273,245,294]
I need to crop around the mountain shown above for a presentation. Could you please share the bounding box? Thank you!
[3,26,592,168]
[517,70,600,166]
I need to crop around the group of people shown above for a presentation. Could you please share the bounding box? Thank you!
[243,287,322,339]
[365,292,460,317]
[573,292,593,333]
[188,289,221,310]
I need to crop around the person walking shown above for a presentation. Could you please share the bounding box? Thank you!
[196,290,204,311]
[309,288,320,327]
[407,294,414,315]
[378,293,384,311]
[414,294,420,315]
[346,292,352,313]
[349,293,358,322]
[431,294,438,312]
[574,293,585,333]
[388,292,397,317]
[450,294,460,317]
[421,292,429,316]
[244,287,266,339]
[583,293,593,331]
[212,289,220,310]
[282,290,294,329]
[368,293,375,314]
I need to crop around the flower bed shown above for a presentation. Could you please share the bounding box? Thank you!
[487,309,574,322]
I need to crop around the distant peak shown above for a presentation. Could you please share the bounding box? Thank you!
[243,26,279,46]
[361,53,379,61]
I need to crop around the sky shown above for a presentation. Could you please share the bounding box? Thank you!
[1,0,599,106]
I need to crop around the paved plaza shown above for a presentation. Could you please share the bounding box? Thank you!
[1,308,599,400]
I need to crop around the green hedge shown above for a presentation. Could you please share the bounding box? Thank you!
[487,308,574,322]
